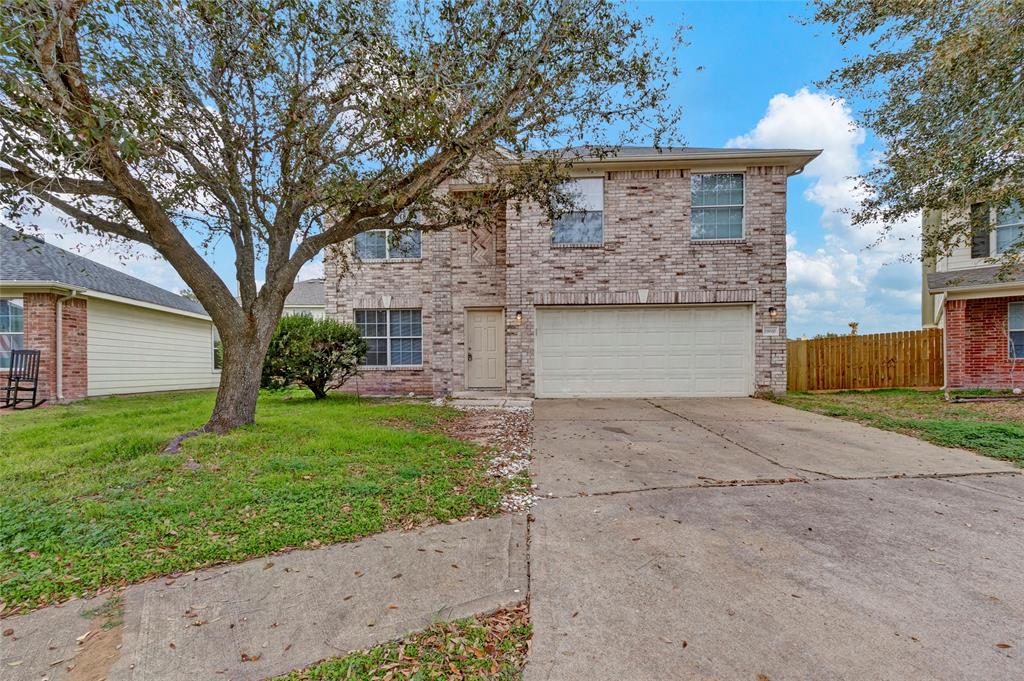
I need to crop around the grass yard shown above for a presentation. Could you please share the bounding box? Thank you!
[773,389,1024,465]
[0,390,513,614]
[276,605,531,681]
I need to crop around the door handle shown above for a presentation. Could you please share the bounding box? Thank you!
[467,351,473,361]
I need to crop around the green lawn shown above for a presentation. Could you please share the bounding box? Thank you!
[277,605,531,680]
[0,390,508,614]
[773,389,1024,465]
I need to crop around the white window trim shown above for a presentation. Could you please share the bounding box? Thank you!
[690,172,746,242]
[355,229,422,262]
[1009,301,1024,360]
[993,203,1024,255]
[551,177,605,247]
[356,308,424,368]
[0,297,25,372]
[211,325,222,373]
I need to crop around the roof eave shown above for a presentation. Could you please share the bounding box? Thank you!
[508,149,823,176]
[0,279,211,320]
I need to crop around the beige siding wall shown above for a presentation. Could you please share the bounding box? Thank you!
[86,298,220,396]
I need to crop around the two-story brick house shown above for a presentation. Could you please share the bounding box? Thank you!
[922,201,1024,390]
[325,146,820,398]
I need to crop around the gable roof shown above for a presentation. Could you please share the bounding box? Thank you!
[285,278,326,306]
[0,226,207,316]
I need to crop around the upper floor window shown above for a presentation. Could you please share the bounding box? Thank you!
[0,298,24,370]
[1010,302,1024,359]
[552,178,603,245]
[354,229,421,260]
[355,309,422,366]
[995,200,1023,254]
[692,173,744,240]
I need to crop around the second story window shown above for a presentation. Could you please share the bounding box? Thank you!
[354,229,421,260]
[692,173,744,240]
[996,200,1023,254]
[552,178,603,245]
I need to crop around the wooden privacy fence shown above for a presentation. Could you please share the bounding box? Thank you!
[787,328,944,392]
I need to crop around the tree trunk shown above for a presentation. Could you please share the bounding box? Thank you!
[204,326,272,433]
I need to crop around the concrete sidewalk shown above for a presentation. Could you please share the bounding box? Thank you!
[1,513,528,681]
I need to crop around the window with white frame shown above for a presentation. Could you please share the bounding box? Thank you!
[1010,302,1024,360]
[355,309,422,366]
[691,173,744,240]
[995,200,1024,254]
[354,229,421,260]
[552,177,603,245]
[0,298,24,370]
[212,326,223,370]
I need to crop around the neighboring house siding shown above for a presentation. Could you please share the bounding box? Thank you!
[86,299,219,396]
[283,305,325,319]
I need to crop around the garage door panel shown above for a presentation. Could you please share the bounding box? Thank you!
[535,306,753,398]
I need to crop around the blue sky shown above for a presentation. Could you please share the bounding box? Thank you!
[30,0,923,338]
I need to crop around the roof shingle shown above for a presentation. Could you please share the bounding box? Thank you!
[0,226,207,315]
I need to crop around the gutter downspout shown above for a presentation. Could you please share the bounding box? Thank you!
[56,290,79,401]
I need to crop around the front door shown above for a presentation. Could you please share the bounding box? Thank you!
[466,309,505,389]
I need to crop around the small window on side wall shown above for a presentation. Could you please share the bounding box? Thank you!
[1009,302,1024,360]
[212,326,223,370]
[692,173,744,240]
[996,200,1024,255]
[552,178,603,245]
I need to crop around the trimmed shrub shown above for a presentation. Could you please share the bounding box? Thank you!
[262,315,367,399]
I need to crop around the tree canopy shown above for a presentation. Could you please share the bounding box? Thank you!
[811,0,1024,263]
[0,0,682,431]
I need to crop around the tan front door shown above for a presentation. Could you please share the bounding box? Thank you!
[466,309,505,389]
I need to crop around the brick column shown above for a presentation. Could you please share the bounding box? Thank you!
[21,292,88,402]
[944,299,967,389]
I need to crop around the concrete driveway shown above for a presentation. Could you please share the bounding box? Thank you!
[527,398,1024,681]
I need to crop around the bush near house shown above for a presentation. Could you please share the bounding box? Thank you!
[0,390,508,614]
[262,316,367,399]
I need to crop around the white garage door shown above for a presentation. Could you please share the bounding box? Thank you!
[535,305,754,398]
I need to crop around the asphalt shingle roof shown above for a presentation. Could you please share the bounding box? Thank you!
[927,265,1024,292]
[286,278,325,306]
[519,145,820,160]
[0,226,207,315]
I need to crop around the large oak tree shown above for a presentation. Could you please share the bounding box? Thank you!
[811,0,1024,264]
[0,0,681,433]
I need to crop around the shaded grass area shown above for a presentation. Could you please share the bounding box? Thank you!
[773,389,1024,465]
[277,605,531,680]
[0,391,506,613]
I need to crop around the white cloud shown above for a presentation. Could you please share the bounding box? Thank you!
[728,88,921,337]
[297,258,324,281]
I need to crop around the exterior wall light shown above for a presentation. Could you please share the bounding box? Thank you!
[514,310,523,325]
[768,306,778,318]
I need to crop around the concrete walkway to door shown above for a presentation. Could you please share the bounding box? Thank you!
[527,398,1024,680]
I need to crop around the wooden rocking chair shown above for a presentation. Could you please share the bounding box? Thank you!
[2,349,45,409]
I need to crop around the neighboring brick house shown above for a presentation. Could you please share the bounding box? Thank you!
[922,202,1024,391]
[326,146,820,398]
[0,226,221,403]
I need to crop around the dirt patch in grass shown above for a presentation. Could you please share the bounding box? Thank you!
[276,604,531,680]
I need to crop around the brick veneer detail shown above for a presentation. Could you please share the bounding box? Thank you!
[21,292,88,402]
[326,165,789,396]
[944,295,1024,390]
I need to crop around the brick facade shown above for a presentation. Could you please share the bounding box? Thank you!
[944,295,1024,390]
[327,164,790,396]
[21,292,88,402]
